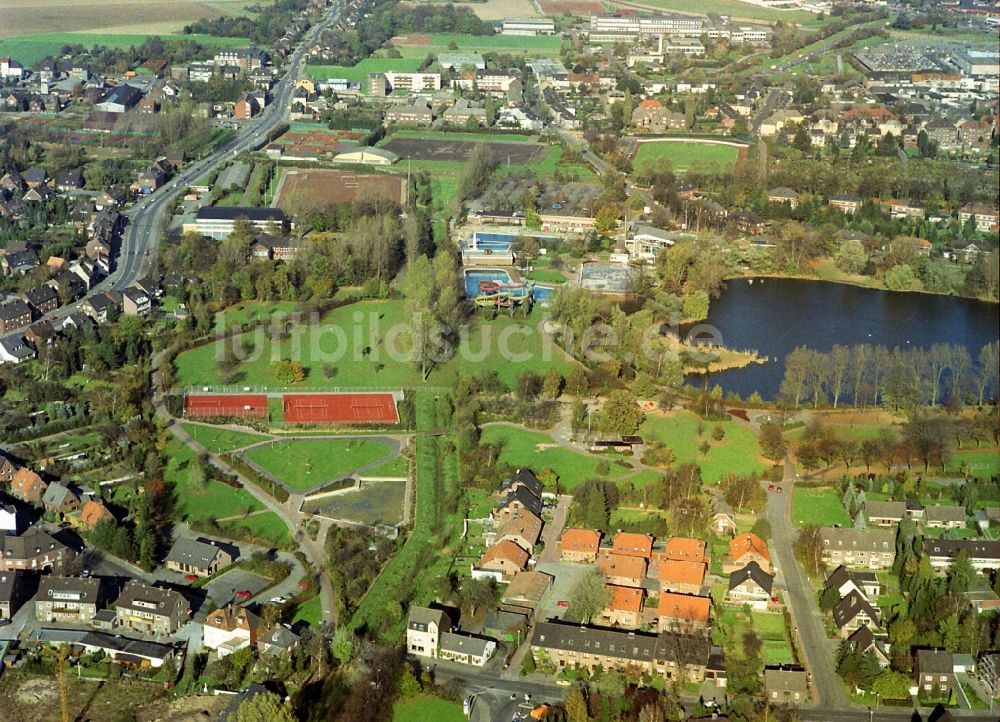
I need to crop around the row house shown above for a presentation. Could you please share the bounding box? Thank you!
[915,649,954,696]
[923,505,966,529]
[890,199,926,220]
[829,193,863,215]
[824,566,881,604]
[490,510,542,554]
[820,528,896,571]
[10,467,47,503]
[599,584,645,628]
[0,527,75,572]
[958,203,999,233]
[864,500,905,526]
[115,580,189,635]
[598,552,647,588]
[24,285,59,316]
[658,592,711,635]
[0,300,31,333]
[833,590,880,638]
[36,576,102,625]
[657,559,706,596]
[923,539,1000,572]
[531,621,710,684]
[559,528,602,563]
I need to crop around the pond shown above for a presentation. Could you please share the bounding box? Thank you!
[691,278,1000,399]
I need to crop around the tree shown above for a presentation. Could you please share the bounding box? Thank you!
[398,662,421,698]
[638,703,666,722]
[542,371,563,399]
[760,423,787,461]
[835,239,868,275]
[594,204,621,235]
[231,691,296,722]
[565,688,588,722]
[681,290,710,321]
[459,577,498,615]
[722,474,766,513]
[269,360,305,385]
[600,390,645,435]
[570,568,611,623]
[794,524,824,577]
[871,670,911,700]
[884,264,917,291]
[751,517,772,540]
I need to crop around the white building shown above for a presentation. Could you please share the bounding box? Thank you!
[203,605,261,657]
[406,606,450,658]
[502,18,556,36]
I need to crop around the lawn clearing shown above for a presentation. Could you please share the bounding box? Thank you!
[218,511,290,546]
[175,300,577,389]
[638,411,765,483]
[361,455,409,478]
[164,440,266,522]
[180,423,268,453]
[302,479,405,525]
[947,448,1000,479]
[791,486,850,527]
[752,611,786,639]
[291,595,322,626]
[243,439,394,490]
[481,425,630,488]
[306,57,423,81]
[393,694,466,722]
[632,140,743,175]
[213,300,302,333]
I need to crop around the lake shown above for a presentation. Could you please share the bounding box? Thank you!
[690,278,1000,399]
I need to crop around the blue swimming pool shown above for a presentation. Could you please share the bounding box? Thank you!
[463,269,555,303]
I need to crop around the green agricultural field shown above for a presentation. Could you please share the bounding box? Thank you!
[306,57,423,81]
[180,423,268,453]
[219,511,290,547]
[481,425,631,488]
[634,0,814,23]
[302,480,405,525]
[0,33,247,67]
[244,439,394,490]
[791,486,850,527]
[387,32,562,59]
[164,440,266,522]
[393,695,466,722]
[174,300,578,389]
[638,412,766,483]
[633,141,742,174]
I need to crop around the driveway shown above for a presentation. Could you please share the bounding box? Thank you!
[538,495,571,564]
[766,459,849,709]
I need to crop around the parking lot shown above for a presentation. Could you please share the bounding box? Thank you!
[533,561,591,622]
[201,568,271,611]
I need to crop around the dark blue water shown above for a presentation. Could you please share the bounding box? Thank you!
[694,278,1000,399]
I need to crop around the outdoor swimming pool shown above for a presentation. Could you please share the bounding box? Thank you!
[465,231,561,253]
[463,269,555,303]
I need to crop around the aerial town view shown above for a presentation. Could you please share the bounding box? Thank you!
[0,0,998,720]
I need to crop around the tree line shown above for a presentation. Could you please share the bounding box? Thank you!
[780,341,999,410]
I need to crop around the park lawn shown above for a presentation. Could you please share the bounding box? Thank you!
[244,439,394,489]
[393,694,466,722]
[480,425,629,488]
[219,512,290,547]
[175,300,577,389]
[213,300,303,333]
[180,423,268,454]
[361,455,409,478]
[947,448,1000,479]
[0,33,247,67]
[638,412,766,483]
[164,440,266,522]
[527,269,569,284]
[291,595,322,626]
[306,57,423,81]
[791,487,850,527]
[611,508,666,527]
[785,423,886,443]
[633,141,741,175]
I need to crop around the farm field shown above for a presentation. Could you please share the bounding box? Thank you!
[302,479,405,525]
[480,424,631,488]
[403,0,539,20]
[388,32,562,58]
[538,0,605,14]
[0,31,249,66]
[393,694,465,722]
[638,411,766,483]
[243,438,395,490]
[0,0,255,40]
[174,300,577,389]
[180,423,268,453]
[305,57,423,81]
[791,486,851,527]
[632,140,743,174]
[273,169,406,216]
[948,448,1000,479]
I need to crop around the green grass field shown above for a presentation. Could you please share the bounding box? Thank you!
[633,0,814,23]
[752,611,786,639]
[244,439,394,489]
[633,141,742,174]
[791,486,850,527]
[785,423,887,443]
[213,300,303,333]
[481,425,630,488]
[306,57,423,81]
[387,32,562,59]
[175,300,578,389]
[219,511,290,546]
[180,423,268,453]
[638,412,765,483]
[164,440,267,522]
[0,33,247,67]
[361,456,409,477]
[947,448,1000,479]
[291,595,322,626]
[393,694,465,722]
[763,639,795,665]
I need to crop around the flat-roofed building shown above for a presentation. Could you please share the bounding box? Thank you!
[185,207,287,240]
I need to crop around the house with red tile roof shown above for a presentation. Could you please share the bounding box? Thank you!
[658,592,711,635]
[597,552,647,588]
[10,468,46,504]
[477,540,529,580]
[658,559,707,596]
[559,528,602,563]
[599,584,645,628]
[612,532,653,559]
[725,532,771,574]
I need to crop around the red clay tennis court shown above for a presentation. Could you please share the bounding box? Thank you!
[282,393,399,424]
[185,394,268,419]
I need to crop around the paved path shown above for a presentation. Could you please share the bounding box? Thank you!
[767,454,849,709]
[537,494,571,564]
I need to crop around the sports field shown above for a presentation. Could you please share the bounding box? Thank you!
[632,140,744,174]
[282,393,399,424]
[180,423,267,453]
[381,135,548,164]
[0,31,248,66]
[273,169,406,216]
[243,438,395,490]
[184,394,268,419]
[305,57,423,81]
[173,300,578,389]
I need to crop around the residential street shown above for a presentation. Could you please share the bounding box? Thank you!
[766,455,849,709]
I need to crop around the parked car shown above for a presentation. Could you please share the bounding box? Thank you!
[556,600,569,608]
[184,574,198,582]
[235,590,251,600]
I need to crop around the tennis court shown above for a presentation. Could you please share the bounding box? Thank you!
[282,393,399,424]
[184,394,268,419]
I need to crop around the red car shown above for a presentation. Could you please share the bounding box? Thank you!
[556,600,569,608]
[234,590,251,600]
[298,580,309,590]
[184,574,198,582]
[767,484,774,491]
